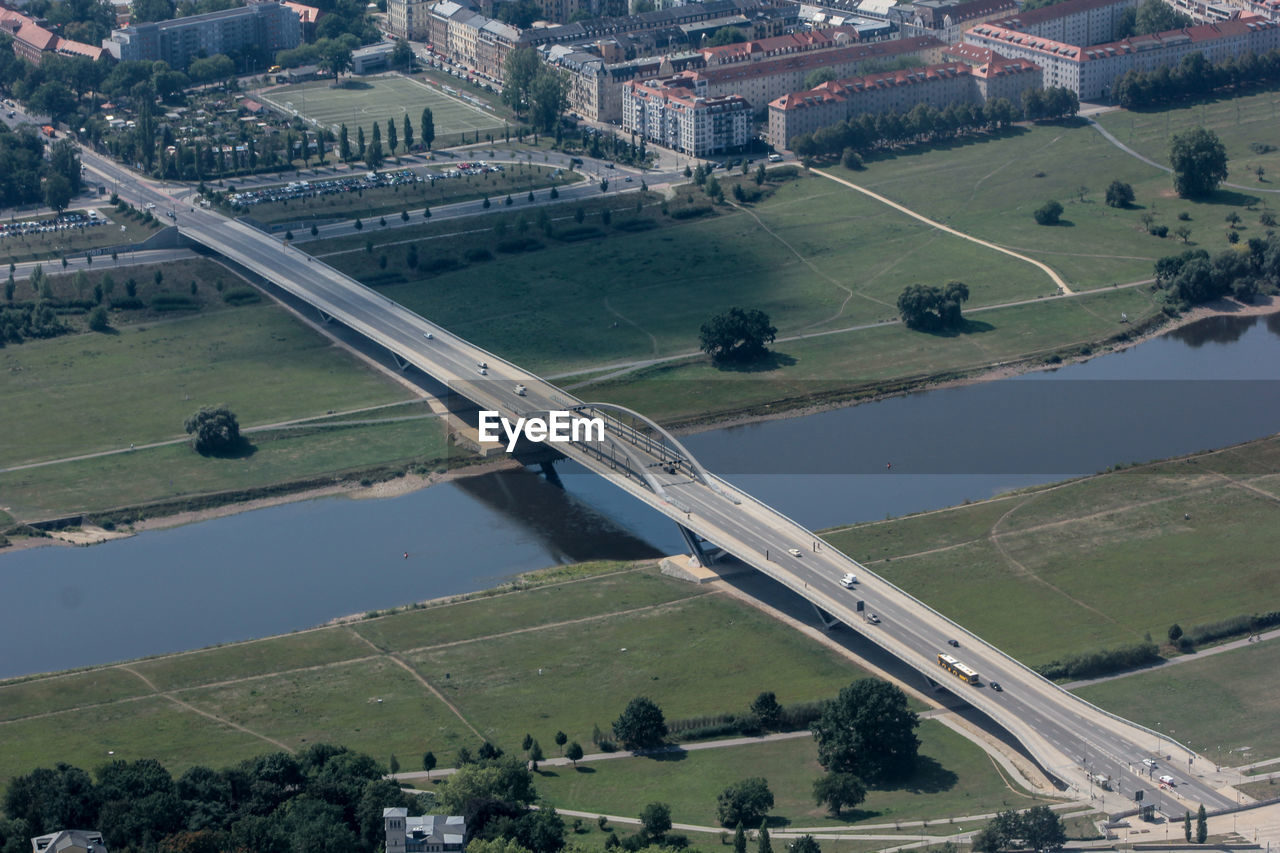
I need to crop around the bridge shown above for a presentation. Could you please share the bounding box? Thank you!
[84,147,1237,819]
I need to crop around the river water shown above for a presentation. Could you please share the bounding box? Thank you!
[3,312,1279,678]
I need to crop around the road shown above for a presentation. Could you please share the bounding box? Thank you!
[75,141,1239,821]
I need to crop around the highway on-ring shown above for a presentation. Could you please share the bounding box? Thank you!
[80,145,1239,820]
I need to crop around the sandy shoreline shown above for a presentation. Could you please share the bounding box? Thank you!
[6,294,1277,552]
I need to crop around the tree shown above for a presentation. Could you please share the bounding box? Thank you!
[422,751,436,778]
[1168,623,1183,642]
[1033,199,1064,225]
[841,148,861,170]
[528,741,544,771]
[388,754,399,775]
[733,822,747,853]
[403,114,413,151]
[699,307,777,364]
[319,42,353,80]
[757,821,772,853]
[43,174,73,214]
[391,39,414,70]
[357,125,366,158]
[812,772,865,817]
[639,803,671,841]
[750,692,782,729]
[437,757,536,813]
[565,742,583,766]
[1175,225,1192,244]
[706,26,747,45]
[1020,805,1066,853]
[716,778,773,827]
[421,108,435,150]
[1170,127,1228,198]
[811,680,919,785]
[803,67,838,89]
[503,47,542,115]
[972,810,1023,853]
[529,68,568,133]
[366,138,383,171]
[387,118,398,155]
[1196,804,1207,844]
[612,697,667,750]
[184,406,244,456]
[896,282,970,332]
[554,731,568,753]
[1184,811,1192,842]
[789,837,821,853]
[1105,179,1134,208]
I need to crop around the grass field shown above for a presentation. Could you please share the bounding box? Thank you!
[849,118,1265,292]
[535,721,1053,828]
[0,566,875,788]
[1095,91,1280,181]
[0,300,415,470]
[258,74,505,147]
[1075,639,1280,767]
[819,434,1280,668]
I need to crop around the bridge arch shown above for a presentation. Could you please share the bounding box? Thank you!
[517,408,672,502]
[581,402,731,500]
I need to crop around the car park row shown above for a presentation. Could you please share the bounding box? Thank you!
[226,163,505,208]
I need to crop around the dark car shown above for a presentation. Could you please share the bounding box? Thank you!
[990,681,1002,692]
[948,639,960,647]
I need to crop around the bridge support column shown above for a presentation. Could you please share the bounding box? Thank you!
[390,354,409,372]
[316,309,333,324]
[677,524,709,568]
[811,604,840,632]
[539,460,563,488]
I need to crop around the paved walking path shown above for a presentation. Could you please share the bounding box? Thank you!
[813,168,1074,294]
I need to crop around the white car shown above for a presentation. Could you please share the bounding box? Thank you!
[1143,758,1158,768]
[787,548,802,557]
[514,384,527,396]
[867,613,881,624]
[423,332,434,340]
[478,367,488,375]
[839,573,857,588]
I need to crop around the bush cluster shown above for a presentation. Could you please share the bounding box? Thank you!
[1036,641,1160,680]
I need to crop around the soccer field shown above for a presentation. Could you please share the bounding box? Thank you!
[259,74,505,142]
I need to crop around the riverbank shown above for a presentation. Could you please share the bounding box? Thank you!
[4,294,1276,552]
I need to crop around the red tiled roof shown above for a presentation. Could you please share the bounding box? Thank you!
[700,26,859,62]
[968,13,1276,61]
[691,35,945,85]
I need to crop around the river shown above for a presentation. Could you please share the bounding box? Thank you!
[3,312,1279,679]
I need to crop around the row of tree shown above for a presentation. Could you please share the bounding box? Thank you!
[790,86,1078,160]
[1112,48,1280,109]
[0,123,81,209]
[1154,232,1280,308]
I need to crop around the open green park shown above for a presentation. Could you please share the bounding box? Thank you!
[257,74,506,150]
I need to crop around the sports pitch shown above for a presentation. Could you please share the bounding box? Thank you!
[258,74,505,141]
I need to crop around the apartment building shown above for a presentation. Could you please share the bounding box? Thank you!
[0,6,104,63]
[767,49,1039,147]
[623,74,752,154]
[102,0,301,69]
[549,46,704,121]
[964,13,1280,97]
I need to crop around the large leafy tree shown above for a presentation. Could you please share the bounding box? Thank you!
[502,47,541,114]
[612,697,668,749]
[1170,126,1228,198]
[896,281,969,332]
[699,307,777,363]
[529,68,568,134]
[184,405,244,455]
[812,772,866,817]
[436,757,536,813]
[810,680,920,785]
[715,778,773,827]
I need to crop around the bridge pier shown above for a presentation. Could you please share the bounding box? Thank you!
[811,603,841,632]
[316,308,334,324]
[676,524,710,568]
[539,460,563,488]
[390,354,410,372]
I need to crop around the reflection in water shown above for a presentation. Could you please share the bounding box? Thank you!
[1167,314,1256,347]
[452,468,663,564]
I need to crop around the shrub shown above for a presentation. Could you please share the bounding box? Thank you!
[613,218,657,232]
[87,306,110,332]
[421,256,461,273]
[222,286,262,305]
[555,226,604,242]
[496,237,544,254]
[1151,224,1169,238]
[151,293,198,311]
[670,205,713,220]
[1033,200,1063,225]
[1036,642,1160,680]
[109,297,145,310]
[464,248,493,263]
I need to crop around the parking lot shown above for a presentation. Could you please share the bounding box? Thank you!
[226,163,507,209]
[0,211,110,241]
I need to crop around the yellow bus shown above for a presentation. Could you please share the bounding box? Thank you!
[937,653,979,684]
[268,65,282,73]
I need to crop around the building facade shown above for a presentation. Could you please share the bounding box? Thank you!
[102,0,301,69]
[623,75,752,154]
[388,0,432,40]
[384,811,464,853]
[964,13,1280,97]
[987,0,1140,46]
[766,50,1039,148]
[549,46,705,121]
[1,7,104,63]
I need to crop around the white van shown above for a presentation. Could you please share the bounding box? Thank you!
[1158,775,1176,786]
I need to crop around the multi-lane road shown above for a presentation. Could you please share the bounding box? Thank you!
[75,143,1241,819]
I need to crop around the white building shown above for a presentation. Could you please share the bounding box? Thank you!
[384,810,465,853]
[623,75,752,155]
